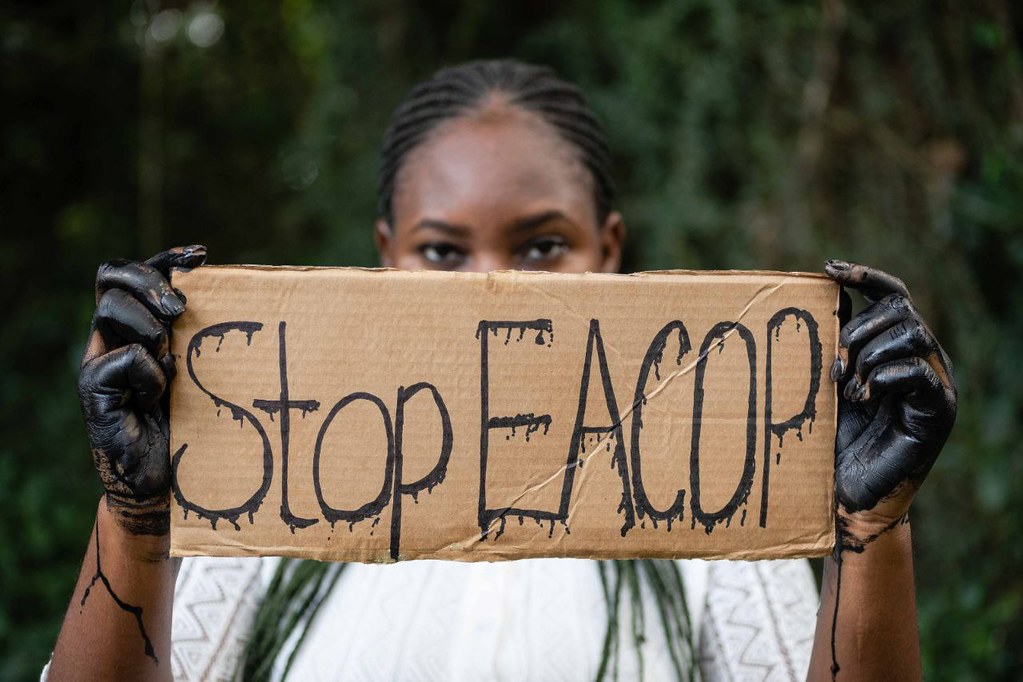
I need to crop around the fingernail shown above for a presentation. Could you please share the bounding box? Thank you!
[844,376,861,401]
[830,356,844,382]
[173,287,187,305]
[857,384,870,402]
[161,292,185,316]
[826,259,849,272]
[172,245,207,268]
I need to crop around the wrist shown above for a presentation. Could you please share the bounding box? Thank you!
[99,496,173,564]
[104,490,170,536]
[836,507,912,556]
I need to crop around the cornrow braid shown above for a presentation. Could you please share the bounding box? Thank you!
[378,59,615,226]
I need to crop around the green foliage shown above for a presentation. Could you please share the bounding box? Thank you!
[2,1,1020,679]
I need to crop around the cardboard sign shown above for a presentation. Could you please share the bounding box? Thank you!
[168,266,839,562]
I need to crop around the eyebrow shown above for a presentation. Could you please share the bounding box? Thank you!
[412,210,570,237]
[412,219,472,237]
[510,210,570,234]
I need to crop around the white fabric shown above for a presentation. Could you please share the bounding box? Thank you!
[159,556,819,681]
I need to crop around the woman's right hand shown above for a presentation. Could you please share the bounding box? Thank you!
[78,245,207,535]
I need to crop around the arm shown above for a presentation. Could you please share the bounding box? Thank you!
[48,246,206,681]
[49,499,181,680]
[808,261,957,680]
[810,513,920,680]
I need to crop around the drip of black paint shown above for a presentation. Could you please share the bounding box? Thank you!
[80,518,158,664]
[831,531,844,680]
[489,413,552,441]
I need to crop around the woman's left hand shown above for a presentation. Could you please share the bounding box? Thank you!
[823,260,957,549]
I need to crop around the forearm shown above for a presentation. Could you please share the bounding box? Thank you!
[807,517,921,681]
[49,497,180,681]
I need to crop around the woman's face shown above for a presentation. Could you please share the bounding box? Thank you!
[376,104,624,274]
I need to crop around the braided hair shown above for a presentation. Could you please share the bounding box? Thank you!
[378,59,615,227]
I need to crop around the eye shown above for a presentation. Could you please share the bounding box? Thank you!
[520,236,569,263]
[418,242,467,267]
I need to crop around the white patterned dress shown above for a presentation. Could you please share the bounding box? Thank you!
[114,556,821,681]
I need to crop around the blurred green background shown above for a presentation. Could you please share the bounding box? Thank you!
[2,1,1020,679]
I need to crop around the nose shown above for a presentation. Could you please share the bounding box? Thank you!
[469,252,515,273]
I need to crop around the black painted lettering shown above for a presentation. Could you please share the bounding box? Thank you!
[476,320,560,539]
[171,321,273,531]
[252,322,320,532]
[571,320,635,535]
[760,308,823,527]
[630,321,693,530]
[312,392,394,528]
[690,321,757,534]
[390,382,453,560]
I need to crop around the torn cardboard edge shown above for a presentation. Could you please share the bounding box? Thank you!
[169,266,839,563]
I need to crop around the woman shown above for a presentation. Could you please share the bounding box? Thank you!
[48,60,956,680]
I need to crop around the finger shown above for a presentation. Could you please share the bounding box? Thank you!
[835,397,873,453]
[853,318,937,385]
[859,357,942,403]
[95,289,171,367]
[96,260,184,320]
[80,344,167,414]
[831,294,913,382]
[836,434,920,514]
[824,260,911,302]
[114,412,165,484]
[81,323,109,369]
[145,244,207,277]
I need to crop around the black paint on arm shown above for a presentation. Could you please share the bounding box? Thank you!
[79,520,158,664]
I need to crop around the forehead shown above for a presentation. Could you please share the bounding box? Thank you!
[391,105,596,225]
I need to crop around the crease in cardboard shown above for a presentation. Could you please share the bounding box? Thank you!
[585,280,788,441]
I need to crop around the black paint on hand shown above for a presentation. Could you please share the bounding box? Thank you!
[824,260,957,530]
[79,246,206,535]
